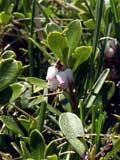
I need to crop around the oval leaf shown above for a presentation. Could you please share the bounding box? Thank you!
[47,32,68,62]
[30,129,46,160]
[72,46,92,71]
[59,112,86,156]
[59,112,84,139]
[65,20,82,55]
[0,58,22,91]
[0,83,26,105]
[45,22,62,34]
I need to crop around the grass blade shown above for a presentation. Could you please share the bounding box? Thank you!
[84,68,110,109]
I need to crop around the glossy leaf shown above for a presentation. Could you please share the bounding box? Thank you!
[72,46,92,71]
[0,58,22,91]
[30,129,46,160]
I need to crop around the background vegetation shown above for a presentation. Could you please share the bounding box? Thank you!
[0,0,120,159]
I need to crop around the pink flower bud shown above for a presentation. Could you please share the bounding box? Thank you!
[56,71,68,89]
[46,66,58,80]
[47,78,59,91]
[65,68,74,84]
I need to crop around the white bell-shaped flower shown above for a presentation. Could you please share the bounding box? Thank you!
[56,71,68,89]
[65,68,74,84]
[47,78,59,91]
[46,66,58,80]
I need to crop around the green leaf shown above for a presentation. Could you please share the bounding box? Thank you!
[47,32,68,62]
[45,140,58,156]
[20,82,32,108]
[28,37,53,60]
[1,50,16,59]
[0,83,25,105]
[45,22,62,34]
[47,104,61,116]
[59,112,84,138]
[64,20,82,55]
[0,58,22,91]
[20,141,31,158]
[101,81,115,103]
[28,96,45,108]
[92,0,104,59]
[30,129,46,160]
[11,142,22,156]
[0,87,12,105]
[74,0,83,7]
[72,46,92,71]
[13,12,25,19]
[17,118,31,133]
[26,77,48,89]
[10,83,26,102]
[59,112,86,156]
[84,19,95,30]
[0,115,24,136]
[104,6,111,25]
[110,0,119,23]
[47,154,58,160]
[59,94,72,112]
[0,11,11,24]
[0,134,13,153]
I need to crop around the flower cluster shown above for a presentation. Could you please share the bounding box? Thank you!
[46,65,74,91]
